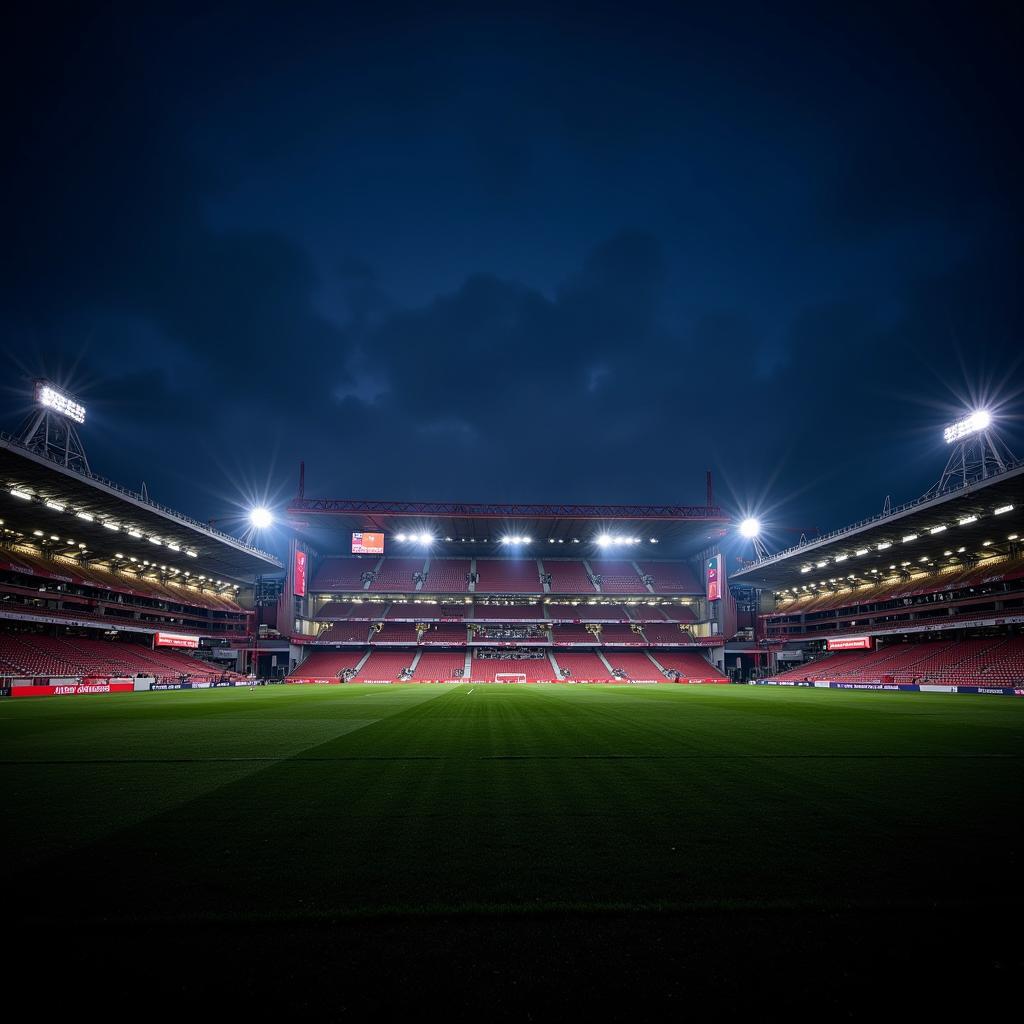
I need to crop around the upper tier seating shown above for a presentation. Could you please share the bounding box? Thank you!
[551,624,597,644]
[589,559,647,594]
[473,603,544,620]
[310,557,375,592]
[371,623,419,644]
[604,651,662,681]
[287,649,365,680]
[554,651,614,681]
[317,622,372,644]
[637,561,702,594]
[641,623,692,645]
[653,651,729,681]
[545,603,632,621]
[354,649,416,682]
[470,653,555,682]
[475,559,542,593]
[422,559,471,593]
[659,605,697,623]
[412,649,466,681]
[599,623,646,644]
[543,560,597,593]
[315,601,357,620]
[420,623,469,644]
[368,558,427,592]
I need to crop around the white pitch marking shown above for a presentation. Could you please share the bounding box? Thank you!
[467,688,474,694]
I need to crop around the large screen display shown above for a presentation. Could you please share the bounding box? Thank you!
[294,549,307,596]
[826,636,873,651]
[155,632,200,649]
[352,531,385,555]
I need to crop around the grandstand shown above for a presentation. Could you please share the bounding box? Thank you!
[284,497,730,684]
[0,406,282,692]
[734,459,1024,691]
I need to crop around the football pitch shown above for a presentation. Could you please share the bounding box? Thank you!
[4,683,1022,1015]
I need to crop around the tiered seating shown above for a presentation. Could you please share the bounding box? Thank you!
[599,623,645,644]
[474,559,541,593]
[659,605,697,623]
[315,602,356,620]
[368,557,427,592]
[981,637,1024,684]
[589,560,646,594]
[422,559,471,593]
[637,562,701,594]
[471,653,555,682]
[774,642,954,684]
[654,651,728,682]
[310,558,374,592]
[354,649,416,682]
[554,652,614,681]
[546,603,632,621]
[317,622,372,644]
[473,604,543,620]
[412,650,467,681]
[419,623,468,644]
[371,623,419,644]
[604,651,662,681]
[0,634,78,676]
[642,623,690,645]
[551,624,597,644]
[288,649,365,681]
[543,560,597,594]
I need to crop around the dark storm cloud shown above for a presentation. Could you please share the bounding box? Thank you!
[1,2,1021,542]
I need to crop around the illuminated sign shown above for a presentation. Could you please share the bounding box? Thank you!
[352,531,385,555]
[706,554,723,601]
[155,632,200,649]
[34,381,86,423]
[294,549,307,596]
[825,636,873,651]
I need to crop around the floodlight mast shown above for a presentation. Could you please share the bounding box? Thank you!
[926,410,1016,498]
[17,380,91,473]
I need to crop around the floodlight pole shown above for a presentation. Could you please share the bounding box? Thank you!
[17,381,91,474]
[926,429,1016,498]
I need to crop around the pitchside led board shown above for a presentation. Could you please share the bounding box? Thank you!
[706,554,724,601]
[826,636,874,651]
[352,531,385,555]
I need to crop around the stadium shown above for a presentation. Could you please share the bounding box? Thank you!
[3,383,1022,1015]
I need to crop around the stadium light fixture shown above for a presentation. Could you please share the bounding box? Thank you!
[834,554,848,563]
[994,504,1013,515]
[45,500,65,512]
[876,542,891,551]
[128,529,142,539]
[901,534,917,543]
[929,525,946,534]
[855,548,868,556]
[103,522,120,531]
[1009,534,1019,540]
[75,511,93,521]
[958,515,978,526]
[249,507,273,530]
[649,537,658,544]
[943,410,991,444]
[957,546,966,553]
[10,489,32,500]
[597,534,611,547]
[36,382,86,424]
[418,533,433,545]
[739,517,761,539]
[396,533,408,542]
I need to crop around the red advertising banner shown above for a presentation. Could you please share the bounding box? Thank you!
[294,549,307,597]
[825,636,874,651]
[11,682,136,697]
[706,554,723,601]
[155,632,200,649]
[352,532,385,555]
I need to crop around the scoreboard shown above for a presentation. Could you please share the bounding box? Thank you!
[352,531,385,555]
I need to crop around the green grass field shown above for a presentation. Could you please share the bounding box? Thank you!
[4,683,1023,1015]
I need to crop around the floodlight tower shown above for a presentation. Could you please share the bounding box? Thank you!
[17,380,91,474]
[926,411,1016,498]
[739,517,770,560]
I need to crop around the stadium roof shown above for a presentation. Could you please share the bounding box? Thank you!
[286,497,730,555]
[733,463,1024,591]
[0,435,282,580]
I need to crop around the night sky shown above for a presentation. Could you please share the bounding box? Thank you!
[3,3,1022,543]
